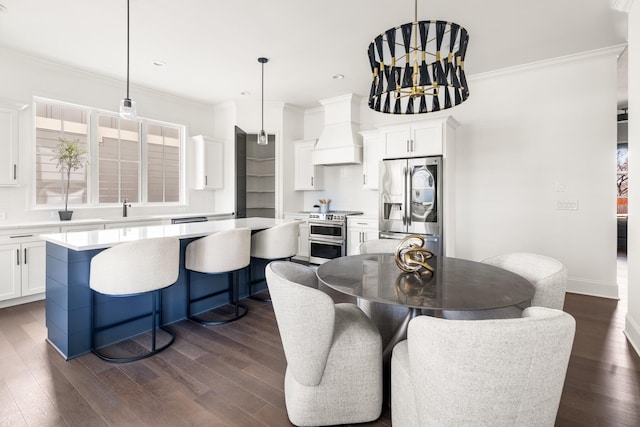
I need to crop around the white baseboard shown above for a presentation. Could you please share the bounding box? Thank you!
[566,277,619,300]
[625,314,640,358]
[0,293,45,309]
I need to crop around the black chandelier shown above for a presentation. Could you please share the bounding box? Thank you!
[367,0,469,114]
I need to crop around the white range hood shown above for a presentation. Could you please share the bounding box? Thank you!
[311,94,363,166]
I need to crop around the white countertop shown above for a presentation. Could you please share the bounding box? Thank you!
[0,212,232,231]
[41,217,288,251]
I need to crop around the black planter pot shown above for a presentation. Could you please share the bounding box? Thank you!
[58,210,73,221]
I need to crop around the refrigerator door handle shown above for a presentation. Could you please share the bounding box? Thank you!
[407,165,413,227]
[402,166,407,226]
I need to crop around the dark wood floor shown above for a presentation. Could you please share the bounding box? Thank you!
[0,258,638,426]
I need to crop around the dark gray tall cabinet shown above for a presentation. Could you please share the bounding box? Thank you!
[246,134,275,218]
[235,127,275,219]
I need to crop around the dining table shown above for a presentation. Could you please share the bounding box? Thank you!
[316,253,536,358]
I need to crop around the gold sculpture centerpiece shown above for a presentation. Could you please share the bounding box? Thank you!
[394,234,435,274]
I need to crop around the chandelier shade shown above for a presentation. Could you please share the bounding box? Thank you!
[367,18,469,114]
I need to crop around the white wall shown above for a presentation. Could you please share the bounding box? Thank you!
[303,48,620,299]
[625,3,640,355]
[0,46,219,222]
[450,50,619,298]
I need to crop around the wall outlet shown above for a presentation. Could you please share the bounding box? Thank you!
[556,200,578,210]
[0,212,6,220]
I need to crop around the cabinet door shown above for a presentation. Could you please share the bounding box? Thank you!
[382,127,411,159]
[347,228,362,255]
[298,222,309,259]
[0,243,21,301]
[0,106,18,186]
[294,141,321,190]
[21,241,47,296]
[362,135,383,190]
[193,136,223,190]
[410,122,443,157]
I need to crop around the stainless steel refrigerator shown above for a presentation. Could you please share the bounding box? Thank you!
[379,156,443,255]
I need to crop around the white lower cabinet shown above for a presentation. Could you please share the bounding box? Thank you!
[0,243,21,301]
[0,228,57,302]
[347,218,379,255]
[284,214,309,261]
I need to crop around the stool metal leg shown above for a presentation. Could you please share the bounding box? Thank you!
[92,289,175,363]
[187,269,248,326]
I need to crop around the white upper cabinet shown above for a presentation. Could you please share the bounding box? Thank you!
[0,106,18,186]
[381,118,451,159]
[294,139,322,190]
[360,130,383,190]
[192,135,223,190]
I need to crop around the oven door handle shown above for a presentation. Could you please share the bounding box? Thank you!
[309,236,344,245]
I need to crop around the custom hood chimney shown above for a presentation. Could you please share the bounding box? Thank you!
[311,94,363,165]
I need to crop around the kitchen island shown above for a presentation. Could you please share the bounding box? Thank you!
[40,217,288,360]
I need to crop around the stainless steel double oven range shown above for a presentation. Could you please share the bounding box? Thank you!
[308,211,362,265]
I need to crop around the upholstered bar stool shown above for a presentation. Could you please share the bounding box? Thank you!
[90,237,180,363]
[185,228,251,325]
[248,221,299,301]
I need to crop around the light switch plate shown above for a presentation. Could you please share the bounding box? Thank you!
[0,212,6,220]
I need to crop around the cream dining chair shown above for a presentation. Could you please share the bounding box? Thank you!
[265,261,383,426]
[392,307,576,427]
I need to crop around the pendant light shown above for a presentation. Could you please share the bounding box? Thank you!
[119,0,136,119]
[367,0,469,114]
[257,57,269,145]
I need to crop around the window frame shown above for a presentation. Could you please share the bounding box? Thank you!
[32,97,186,209]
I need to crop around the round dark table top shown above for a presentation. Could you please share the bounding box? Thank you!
[316,254,535,311]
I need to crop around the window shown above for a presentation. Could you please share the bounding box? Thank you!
[34,98,184,207]
[147,123,180,203]
[617,143,628,215]
[34,102,89,206]
[97,114,140,203]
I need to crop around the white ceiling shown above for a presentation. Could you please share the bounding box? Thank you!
[0,0,629,109]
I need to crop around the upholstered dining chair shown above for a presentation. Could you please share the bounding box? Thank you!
[90,236,180,363]
[265,261,383,426]
[392,307,576,427]
[444,252,568,320]
[248,221,299,301]
[358,238,400,254]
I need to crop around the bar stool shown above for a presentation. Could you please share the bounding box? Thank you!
[90,237,180,363]
[248,221,299,301]
[185,228,251,325]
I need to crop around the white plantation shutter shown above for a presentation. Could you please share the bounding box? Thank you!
[33,98,184,207]
[97,114,140,203]
[34,102,88,206]
[147,123,180,203]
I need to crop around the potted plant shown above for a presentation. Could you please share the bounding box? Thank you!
[52,137,87,221]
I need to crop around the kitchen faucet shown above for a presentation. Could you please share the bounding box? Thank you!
[122,198,131,217]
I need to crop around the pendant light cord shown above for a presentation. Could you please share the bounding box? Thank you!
[261,60,264,130]
[126,0,130,99]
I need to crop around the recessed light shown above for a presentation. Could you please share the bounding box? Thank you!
[241,91,251,96]
[332,74,345,80]
[152,60,166,67]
